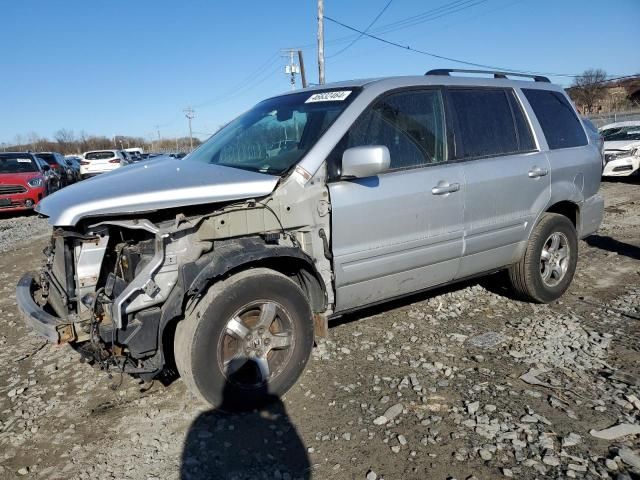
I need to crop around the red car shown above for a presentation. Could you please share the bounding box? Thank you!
[0,152,50,213]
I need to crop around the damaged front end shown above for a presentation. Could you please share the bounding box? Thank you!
[17,217,210,377]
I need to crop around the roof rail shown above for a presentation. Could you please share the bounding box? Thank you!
[425,68,550,83]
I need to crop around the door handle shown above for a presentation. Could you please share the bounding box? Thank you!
[431,182,460,195]
[528,167,549,178]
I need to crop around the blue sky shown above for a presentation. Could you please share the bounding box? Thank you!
[1,0,638,144]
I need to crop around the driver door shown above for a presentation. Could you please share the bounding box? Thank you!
[328,88,465,312]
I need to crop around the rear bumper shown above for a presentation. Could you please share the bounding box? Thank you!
[80,165,120,177]
[16,272,73,343]
[579,193,604,239]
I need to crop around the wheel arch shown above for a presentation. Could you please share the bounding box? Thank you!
[185,237,328,314]
[157,237,327,370]
[545,200,580,231]
[515,199,581,261]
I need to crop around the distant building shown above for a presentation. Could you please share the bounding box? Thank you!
[567,76,640,114]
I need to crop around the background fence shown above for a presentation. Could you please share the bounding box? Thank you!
[587,109,640,127]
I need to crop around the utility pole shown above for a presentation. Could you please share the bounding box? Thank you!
[317,0,325,84]
[283,49,301,90]
[298,50,308,88]
[183,107,194,151]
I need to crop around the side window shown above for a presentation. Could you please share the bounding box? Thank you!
[522,89,587,149]
[449,88,522,159]
[333,89,447,173]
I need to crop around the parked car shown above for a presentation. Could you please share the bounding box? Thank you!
[119,150,134,166]
[35,157,61,192]
[80,150,125,178]
[17,69,604,410]
[60,157,81,183]
[581,117,604,168]
[600,121,640,177]
[36,152,71,187]
[64,155,83,182]
[124,147,144,159]
[0,152,50,212]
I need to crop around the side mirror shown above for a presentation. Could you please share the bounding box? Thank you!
[41,165,50,172]
[341,145,390,178]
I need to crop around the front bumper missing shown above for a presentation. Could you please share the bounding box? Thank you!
[16,272,75,343]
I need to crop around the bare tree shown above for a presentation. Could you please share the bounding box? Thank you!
[570,69,608,113]
[54,129,76,153]
[13,134,24,149]
[26,132,42,152]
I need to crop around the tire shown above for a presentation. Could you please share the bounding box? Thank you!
[174,268,314,410]
[508,213,578,303]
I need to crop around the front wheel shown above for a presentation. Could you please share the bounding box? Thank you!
[174,268,314,410]
[508,213,578,303]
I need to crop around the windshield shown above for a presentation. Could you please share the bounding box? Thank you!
[186,89,359,175]
[601,126,640,142]
[0,154,39,173]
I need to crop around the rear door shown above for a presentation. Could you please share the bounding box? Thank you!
[522,88,600,214]
[447,87,551,278]
[328,88,465,312]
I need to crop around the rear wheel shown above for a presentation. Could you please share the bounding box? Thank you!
[174,268,314,410]
[508,213,578,303]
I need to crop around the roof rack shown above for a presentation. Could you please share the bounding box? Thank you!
[425,68,550,83]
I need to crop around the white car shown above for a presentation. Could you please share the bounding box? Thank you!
[80,150,125,178]
[600,121,640,177]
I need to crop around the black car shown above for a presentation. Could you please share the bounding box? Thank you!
[63,156,82,182]
[36,152,72,186]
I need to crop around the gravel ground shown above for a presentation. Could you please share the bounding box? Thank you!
[0,214,50,253]
[0,179,639,480]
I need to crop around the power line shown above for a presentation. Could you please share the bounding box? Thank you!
[193,52,281,109]
[324,14,581,78]
[325,0,525,65]
[328,0,395,58]
[298,0,491,51]
[153,52,283,134]
[371,0,490,35]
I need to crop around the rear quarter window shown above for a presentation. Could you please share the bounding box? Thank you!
[522,89,587,150]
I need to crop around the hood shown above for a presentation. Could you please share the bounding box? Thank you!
[37,158,279,226]
[604,140,640,152]
[0,172,43,183]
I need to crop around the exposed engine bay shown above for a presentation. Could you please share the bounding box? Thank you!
[37,218,208,378]
[30,184,333,380]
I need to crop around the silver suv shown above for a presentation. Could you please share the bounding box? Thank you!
[17,69,604,409]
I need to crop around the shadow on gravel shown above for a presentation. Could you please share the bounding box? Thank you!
[602,175,640,185]
[0,210,37,220]
[585,234,640,261]
[329,277,480,328]
[180,382,310,480]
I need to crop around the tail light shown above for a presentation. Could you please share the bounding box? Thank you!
[80,160,90,165]
[108,159,121,164]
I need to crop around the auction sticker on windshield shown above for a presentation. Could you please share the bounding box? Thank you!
[17,159,33,163]
[305,91,352,103]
